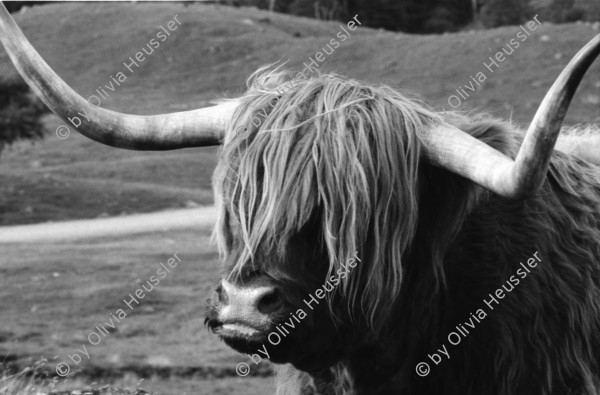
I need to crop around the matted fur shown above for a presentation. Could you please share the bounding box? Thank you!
[210,67,600,394]
[213,66,442,331]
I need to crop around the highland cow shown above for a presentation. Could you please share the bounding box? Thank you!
[1,4,600,394]
[204,66,600,395]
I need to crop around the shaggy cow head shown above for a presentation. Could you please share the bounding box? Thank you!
[204,69,433,368]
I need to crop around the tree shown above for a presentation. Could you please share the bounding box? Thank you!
[287,0,472,33]
[4,2,50,14]
[0,78,48,158]
[424,0,474,32]
[479,0,533,27]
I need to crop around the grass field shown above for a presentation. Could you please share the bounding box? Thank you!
[0,2,599,394]
[0,229,275,394]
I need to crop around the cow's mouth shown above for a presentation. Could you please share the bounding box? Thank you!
[207,318,270,353]
[206,314,324,367]
[221,322,261,336]
[213,320,265,339]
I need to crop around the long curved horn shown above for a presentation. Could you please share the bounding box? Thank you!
[423,34,600,198]
[0,2,234,150]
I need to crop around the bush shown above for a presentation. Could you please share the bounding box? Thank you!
[3,1,50,13]
[0,78,48,157]
[425,6,460,33]
[479,0,533,28]
[562,7,585,22]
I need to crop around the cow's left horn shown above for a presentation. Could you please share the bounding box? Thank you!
[423,34,600,198]
[0,2,233,150]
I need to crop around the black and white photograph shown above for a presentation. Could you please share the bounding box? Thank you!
[0,0,599,394]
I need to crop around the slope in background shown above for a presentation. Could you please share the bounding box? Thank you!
[0,2,598,226]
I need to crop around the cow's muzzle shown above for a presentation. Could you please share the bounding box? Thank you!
[206,277,284,344]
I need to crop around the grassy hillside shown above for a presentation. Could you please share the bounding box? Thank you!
[0,2,598,225]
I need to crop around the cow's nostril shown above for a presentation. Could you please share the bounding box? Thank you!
[257,289,283,314]
[217,284,229,305]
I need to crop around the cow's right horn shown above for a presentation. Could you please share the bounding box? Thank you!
[422,34,600,199]
[0,2,234,150]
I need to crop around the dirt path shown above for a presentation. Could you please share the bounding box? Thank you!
[0,206,216,244]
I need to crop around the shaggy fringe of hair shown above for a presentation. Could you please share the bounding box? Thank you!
[213,65,445,332]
